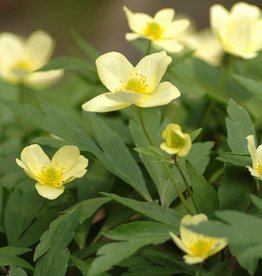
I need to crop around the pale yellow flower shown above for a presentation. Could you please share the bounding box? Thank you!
[124,7,190,53]
[0,30,64,88]
[247,135,262,180]
[160,124,191,157]
[178,28,223,65]
[170,214,227,264]
[82,51,181,112]
[210,2,262,59]
[16,144,88,200]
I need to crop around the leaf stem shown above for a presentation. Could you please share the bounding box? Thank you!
[135,106,193,214]
[145,41,152,56]
[173,155,199,213]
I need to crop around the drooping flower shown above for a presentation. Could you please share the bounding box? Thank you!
[170,214,227,264]
[247,135,262,180]
[16,144,88,200]
[0,30,64,88]
[210,2,262,59]
[123,7,190,53]
[82,51,181,112]
[160,123,191,157]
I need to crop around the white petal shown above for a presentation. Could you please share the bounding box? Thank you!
[153,39,184,53]
[24,30,54,69]
[154,9,174,25]
[125,33,142,41]
[123,6,152,34]
[16,158,36,179]
[96,52,134,92]
[162,20,190,38]
[247,166,262,180]
[252,21,262,52]
[82,91,141,112]
[231,3,260,20]
[247,135,258,167]
[51,145,80,171]
[135,82,180,108]
[62,156,88,182]
[135,51,171,91]
[20,144,50,176]
[24,70,64,89]
[35,183,64,200]
[210,5,229,46]
[0,33,23,66]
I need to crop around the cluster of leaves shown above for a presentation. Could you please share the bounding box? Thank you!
[0,29,262,276]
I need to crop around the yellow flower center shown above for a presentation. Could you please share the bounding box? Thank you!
[168,131,186,149]
[11,61,33,79]
[190,239,213,256]
[38,167,63,187]
[144,21,163,39]
[256,163,262,175]
[122,74,149,94]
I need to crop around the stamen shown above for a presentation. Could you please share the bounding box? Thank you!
[144,21,163,39]
[38,167,63,187]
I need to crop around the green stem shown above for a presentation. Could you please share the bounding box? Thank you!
[18,84,26,105]
[173,155,199,213]
[135,106,193,214]
[145,41,152,55]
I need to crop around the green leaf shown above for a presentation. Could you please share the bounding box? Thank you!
[250,195,262,211]
[105,221,174,243]
[129,108,177,206]
[226,99,256,153]
[234,74,262,101]
[186,162,218,215]
[88,240,148,276]
[0,247,32,270]
[190,128,202,142]
[34,209,81,276]
[218,165,256,211]
[38,56,93,71]
[102,193,181,230]
[185,142,214,175]
[4,181,45,247]
[217,152,250,167]
[70,30,100,61]
[70,255,91,276]
[65,197,111,223]
[8,266,27,276]
[84,112,152,201]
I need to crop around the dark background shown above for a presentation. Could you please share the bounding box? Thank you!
[1,0,261,57]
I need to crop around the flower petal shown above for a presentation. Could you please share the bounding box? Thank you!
[125,33,142,41]
[169,232,191,255]
[96,52,134,92]
[82,91,141,112]
[135,51,172,90]
[154,9,174,25]
[123,6,152,34]
[135,81,180,108]
[51,145,80,171]
[231,2,260,20]
[0,32,23,66]
[24,69,64,89]
[153,39,184,53]
[183,255,206,265]
[16,158,36,179]
[247,135,258,167]
[210,5,229,46]
[35,183,64,200]
[162,20,190,38]
[62,155,88,182]
[24,30,54,69]
[20,144,50,176]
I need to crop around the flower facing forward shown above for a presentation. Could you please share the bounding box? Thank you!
[16,144,88,200]
[0,30,63,88]
[247,135,262,180]
[170,214,227,264]
[124,7,190,52]
[210,2,262,59]
[160,124,191,157]
[82,51,181,112]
